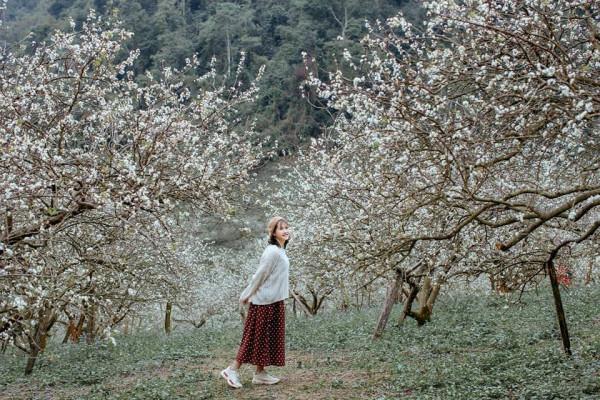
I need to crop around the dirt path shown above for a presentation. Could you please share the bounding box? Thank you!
[206,350,395,399]
[1,350,397,400]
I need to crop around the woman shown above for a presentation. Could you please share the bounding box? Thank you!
[221,216,290,389]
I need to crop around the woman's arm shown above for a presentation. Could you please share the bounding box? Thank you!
[239,247,280,304]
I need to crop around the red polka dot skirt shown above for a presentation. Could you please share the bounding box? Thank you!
[236,300,285,367]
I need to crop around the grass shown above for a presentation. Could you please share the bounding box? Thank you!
[1,285,599,399]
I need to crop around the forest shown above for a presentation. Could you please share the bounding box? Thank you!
[1,0,417,150]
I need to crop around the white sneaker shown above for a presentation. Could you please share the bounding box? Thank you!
[221,366,242,388]
[252,371,280,385]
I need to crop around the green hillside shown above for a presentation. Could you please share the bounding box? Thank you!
[0,0,419,151]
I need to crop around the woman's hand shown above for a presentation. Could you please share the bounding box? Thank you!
[240,298,250,306]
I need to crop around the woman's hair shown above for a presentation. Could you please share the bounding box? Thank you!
[267,216,289,248]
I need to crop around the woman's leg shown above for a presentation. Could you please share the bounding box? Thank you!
[255,365,265,373]
[231,360,242,370]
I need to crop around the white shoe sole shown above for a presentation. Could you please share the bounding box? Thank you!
[252,378,280,385]
[221,369,242,389]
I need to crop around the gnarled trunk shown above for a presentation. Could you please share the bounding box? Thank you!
[62,313,85,344]
[291,288,329,316]
[409,276,441,326]
[24,308,57,375]
[398,276,442,327]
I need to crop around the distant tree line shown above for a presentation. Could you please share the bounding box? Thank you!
[1,0,419,150]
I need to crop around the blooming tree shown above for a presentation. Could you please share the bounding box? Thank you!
[0,11,265,373]
[263,165,376,315]
[293,0,598,348]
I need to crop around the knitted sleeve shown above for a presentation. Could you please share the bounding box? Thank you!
[239,246,280,303]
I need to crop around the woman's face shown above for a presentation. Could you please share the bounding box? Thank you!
[274,222,290,244]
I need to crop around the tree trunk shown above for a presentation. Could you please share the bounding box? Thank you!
[24,308,57,375]
[291,289,329,316]
[398,285,419,327]
[329,5,348,40]
[164,302,173,335]
[292,296,297,318]
[74,314,85,342]
[408,276,431,326]
[427,283,441,310]
[63,314,85,344]
[85,305,97,344]
[373,270,403,339]
[290,290,314,316]
[406,276,442,326]
[24,343,40,375]
[584,260,594,285]
[62,316,74,344]
[240,304,247,323]
[5,211,12,237]
[123,317,130,335]
[340,283,350,311]
[546,258,572,356]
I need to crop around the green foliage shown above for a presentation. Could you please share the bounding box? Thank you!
[1,285,598,398]
[0,0,416,151]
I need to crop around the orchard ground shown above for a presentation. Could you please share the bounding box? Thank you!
[1,285,599,399]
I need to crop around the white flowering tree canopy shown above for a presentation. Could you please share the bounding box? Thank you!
[294,0,599,285]
[0,11,264,358]
[1,13,263,243]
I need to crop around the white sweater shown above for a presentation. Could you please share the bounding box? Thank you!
[239,244,289,305]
